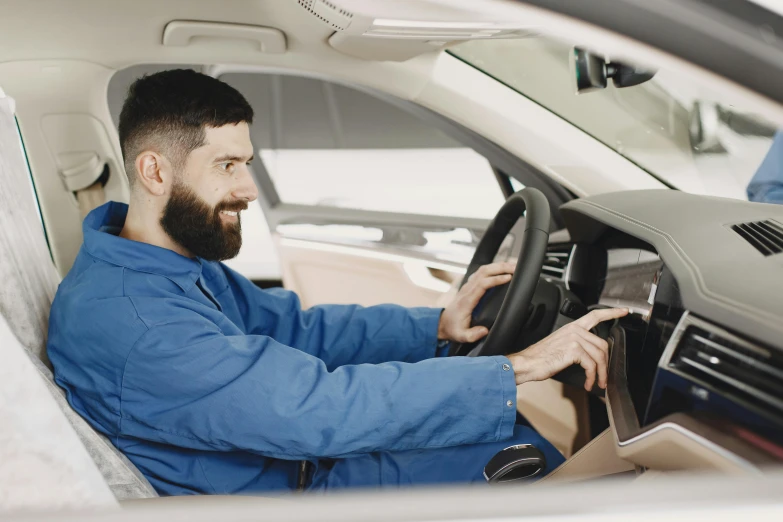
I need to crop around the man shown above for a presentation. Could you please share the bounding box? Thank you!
[47,70,626,495]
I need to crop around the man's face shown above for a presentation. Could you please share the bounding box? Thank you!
[160,123,257,261]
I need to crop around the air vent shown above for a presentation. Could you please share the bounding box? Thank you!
[670,323,783,418]
[730,219,783,256]
[298,0,354,31]
[541,243,573,280]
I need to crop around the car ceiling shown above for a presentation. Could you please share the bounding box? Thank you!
[0,1,331,66]
[0,0,442,101]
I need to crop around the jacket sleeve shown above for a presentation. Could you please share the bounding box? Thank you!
[748,130,783,204]
[221,263,443,369]
[118,312,518,460]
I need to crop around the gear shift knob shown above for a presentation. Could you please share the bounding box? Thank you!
[484,444,547,484]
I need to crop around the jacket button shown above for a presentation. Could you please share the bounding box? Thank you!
[506,400,513,407]
[502,364,511,371]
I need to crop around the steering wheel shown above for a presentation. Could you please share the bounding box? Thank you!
[449,188,551,358]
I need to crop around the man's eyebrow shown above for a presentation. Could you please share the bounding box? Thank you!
[214,153,254,163]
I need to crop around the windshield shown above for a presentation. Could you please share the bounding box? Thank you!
[451,37,779,200]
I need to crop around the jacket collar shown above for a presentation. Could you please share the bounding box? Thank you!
[82,201,202,292]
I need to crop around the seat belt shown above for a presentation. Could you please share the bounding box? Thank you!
[75,180,107,219]
[58,155,110,219]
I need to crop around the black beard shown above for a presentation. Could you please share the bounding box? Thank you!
[160,180,245,261]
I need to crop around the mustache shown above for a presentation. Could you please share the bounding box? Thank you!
[215,201,249,213]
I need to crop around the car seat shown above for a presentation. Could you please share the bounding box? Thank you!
[0,93,157,505]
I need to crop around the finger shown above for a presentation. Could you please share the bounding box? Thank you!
[572,328,610,355]
[477,273,513,291]
[465,262,515,290]
[459,326,489,343]
[574,331,609,388]
[576,308,629,330]
[576,351,598,391]
[463,274,512,309]
[475,261,516,278]
[462,271,481,292]
[467,265,488,282]
[578,340,608,389]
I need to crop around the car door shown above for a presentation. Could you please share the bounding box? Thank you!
[217,70,570,309]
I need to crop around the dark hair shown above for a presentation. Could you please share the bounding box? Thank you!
[118,69,254,187]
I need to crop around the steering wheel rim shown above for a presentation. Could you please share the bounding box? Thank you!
[451,188,551,357]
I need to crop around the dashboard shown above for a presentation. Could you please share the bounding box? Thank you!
[556,189,783,472]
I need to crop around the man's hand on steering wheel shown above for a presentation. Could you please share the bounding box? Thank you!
[439,188,628,392]
[508,308,629,391]
[437,261,516,343]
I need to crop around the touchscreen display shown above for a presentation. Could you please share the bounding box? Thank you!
[599,248,663,321]
[599,249,672,420]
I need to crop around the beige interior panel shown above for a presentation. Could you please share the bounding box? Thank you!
[632,469,669,483]
[538,429,636,485]
[614,424,768,474]
[275,238,447,309]
[516,379,590,459]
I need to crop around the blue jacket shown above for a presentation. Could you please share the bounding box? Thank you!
[47,202,518,495]
[748,130,783,204]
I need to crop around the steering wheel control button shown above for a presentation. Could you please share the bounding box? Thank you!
[506,400,513,407]
[502,363,511,371]
[560,299,588,319]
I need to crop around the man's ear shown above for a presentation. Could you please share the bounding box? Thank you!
[134,151,171,197]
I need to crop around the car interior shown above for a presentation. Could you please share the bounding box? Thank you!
[2,0,783,515]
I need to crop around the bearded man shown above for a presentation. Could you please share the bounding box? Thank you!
[47,69,624,496]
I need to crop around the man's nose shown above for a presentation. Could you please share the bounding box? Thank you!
[232,165,259,203]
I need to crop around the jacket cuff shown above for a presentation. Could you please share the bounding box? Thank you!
[406,307,443,361]
[436,339,451,358]
[493,356,518,441]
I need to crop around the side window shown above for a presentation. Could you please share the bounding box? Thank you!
[221,73,505,219]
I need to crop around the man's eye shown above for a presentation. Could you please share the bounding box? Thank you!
[218,162,235,173]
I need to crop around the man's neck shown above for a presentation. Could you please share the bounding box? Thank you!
[119,201,194,259]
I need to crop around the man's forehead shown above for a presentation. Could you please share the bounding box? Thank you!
[201,123,253,158]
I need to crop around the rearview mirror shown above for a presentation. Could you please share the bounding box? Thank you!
[572,47,656,94]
